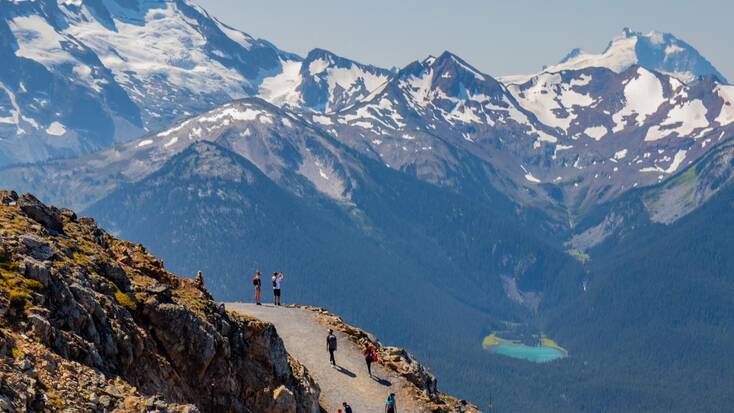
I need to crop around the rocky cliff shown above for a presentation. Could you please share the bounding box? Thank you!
[0,190,319,413]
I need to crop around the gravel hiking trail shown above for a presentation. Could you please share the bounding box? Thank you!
[226,303,424,412]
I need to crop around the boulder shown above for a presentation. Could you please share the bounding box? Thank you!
[20,234,55,261]
[272,385,297,413]
[17,193,63,233]
[28,314,53,345]
[23,258,51,287]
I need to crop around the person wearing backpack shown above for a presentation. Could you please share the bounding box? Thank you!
[342,402,353,413]
[326,329,338,367]
[385,393,397,413]
[251,271,262,305]
[364,344,378,377]
[272,272,285,306]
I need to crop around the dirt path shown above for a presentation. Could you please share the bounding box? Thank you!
[226,303,423,413]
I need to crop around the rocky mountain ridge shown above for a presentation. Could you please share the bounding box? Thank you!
[0,189,320,412]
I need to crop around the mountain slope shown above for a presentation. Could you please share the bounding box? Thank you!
[0,0,389,166]
[0,190,320,412]
[0,98,366,210]
[75,128,585,410]
[546,174,734,412]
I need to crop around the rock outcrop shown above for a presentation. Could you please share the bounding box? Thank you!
[0,191,320,412]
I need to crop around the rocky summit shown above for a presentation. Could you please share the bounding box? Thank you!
[0,190,320,412]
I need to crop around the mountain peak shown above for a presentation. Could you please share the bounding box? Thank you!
[304,48,338,64]
[281,49,391,113]
[546,28,728,83]
[412,51,490,84]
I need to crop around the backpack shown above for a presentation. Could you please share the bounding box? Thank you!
[252,277,259,286]
[386,396,395,407]
[371,349,379,363]
[327,334,337,351]
[272,279,277,288]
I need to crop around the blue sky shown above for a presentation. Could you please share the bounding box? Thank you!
[197,0,734,80]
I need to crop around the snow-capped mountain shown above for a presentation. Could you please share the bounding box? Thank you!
[259,48,392,113]
[302,51,551,201]
[503,28,728,85]
[506,66,734,210]
[303,52,734,213]
[0,0,388,166]
[0,0,290,164]
[2,1,733,216]
[0,98,365,209]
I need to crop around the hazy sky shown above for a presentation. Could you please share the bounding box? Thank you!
[197,0,734,81]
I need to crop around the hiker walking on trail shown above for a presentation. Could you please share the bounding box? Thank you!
[385,393,397,413]
[364,344,378,377]
[327,329,338,367]
[342,402,353,413]
[251,271,262,305]
[272,272,285,306]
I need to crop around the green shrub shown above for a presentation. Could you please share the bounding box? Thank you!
[8,289,29,312]
[114,290,137,311]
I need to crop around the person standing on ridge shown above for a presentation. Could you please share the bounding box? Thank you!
[364,344,378,378]
[385,393,397,413]
[251,271,262,305]
[342,402,353,413]
[194,271,205,289]
[272,272,285,306]
[327,329,338,367]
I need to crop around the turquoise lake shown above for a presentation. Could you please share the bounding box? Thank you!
[491,344,566,363]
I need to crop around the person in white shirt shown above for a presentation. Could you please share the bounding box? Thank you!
[272,272,285,306]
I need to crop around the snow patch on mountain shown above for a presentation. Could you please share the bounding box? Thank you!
[45,121,66,136]
[10,15,73,66]
[0,84,22,134]
[258,60,303,107]
[612,68,664,132]
[584,126,608,140]
[521,165,541,183]
[716,85,734,125]
[614,149,628,160]
[640,149,688,174]
[645,99,708,141]
[312,115,333,126]
[197,106,271,125]
[508,72,595,132]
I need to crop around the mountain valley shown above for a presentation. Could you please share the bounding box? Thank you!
[1,1,733,411]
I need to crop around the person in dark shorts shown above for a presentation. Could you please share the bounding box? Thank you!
[251,271,262,305]
[272,272,285,306]
[327,329,338,367]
